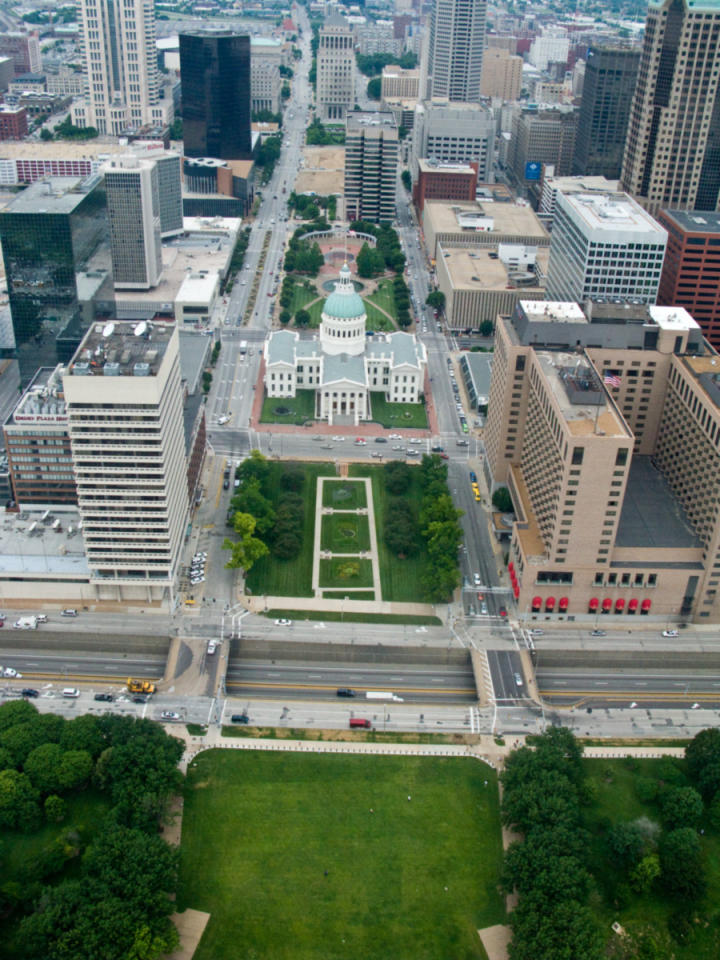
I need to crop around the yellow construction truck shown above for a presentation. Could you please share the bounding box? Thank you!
[126,678,156,695]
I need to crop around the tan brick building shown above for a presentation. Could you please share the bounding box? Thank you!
[486,299,720,624]
[480,48,522,101]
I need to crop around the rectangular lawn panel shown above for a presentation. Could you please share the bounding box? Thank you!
[369,394,428,429]
[320,513,371,552]
[319,557,374,589]
[177,751,505,960]
[349,464,427,603]
[582,757,720,959]
[260,389,317,425]
[322,479,367,509]
[322,590,376,600]
[245,461,335,598]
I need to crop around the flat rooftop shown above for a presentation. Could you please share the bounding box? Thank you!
[8,366,66,425]
[663,209,720,234]
[2,175,100,215]
[441,244,548,291]
[535,351,629,438]
[0,140,152,162]
[347,111,397,131]
[424,199,549,242]
[544,175,619,194]
[418,159,476,175]
[71,320,173,378]
[0,507,89,578]
[562,192,667,239]
[519,300,587,323]
[616,456,701,549]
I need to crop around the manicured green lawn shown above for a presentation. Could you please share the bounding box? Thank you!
[259,390,317,425]
[322,479,367,509]
[245,461,335,598]
[319,557,374,589]
[307,299,324,327]
[321,513,371,552]
[370,394,428,429]
[364,300,395,332]
[349,464,427,603]
[322,590,376,600]
[177,751,505,960]
[287,282,319,315]
[365,277,397,319]
[582,757,720,959]
[265,609,441,625]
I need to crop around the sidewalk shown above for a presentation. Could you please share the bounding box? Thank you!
[243,594,439,617]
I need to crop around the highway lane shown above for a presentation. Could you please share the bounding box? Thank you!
[0,651,165,681]
[487,650,527,702]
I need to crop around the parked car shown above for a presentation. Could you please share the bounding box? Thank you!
[94,693,114,702]
[161,711,181,721]
[231,714,250,724]
[62,688,80,698]
[22,688,39,698]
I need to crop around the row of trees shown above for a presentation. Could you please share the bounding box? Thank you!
[284,236,324,276]
[0,702,183,959]
[393,274,412,329]
[288,192,337,222]
[224,226,251,292]
[355,51,417,77]
[501,729,604,960]
[418,455,463,602]
[256,135,283,184]
[349,220,406,274]
[305,118,345,145]
[383,462,418,557]
[224,451,307,571]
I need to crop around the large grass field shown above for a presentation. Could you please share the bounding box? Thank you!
[365,277,397,319]
[364,300,395,332]
[582,757,720,958]
[245,461,335,598]
[320,513,371,552]
[259,389,317,425]
[370,394,428,429]
[322,479,367,509]
[349,464,427,603]
[319,557,374,589]
[176,751,505,960]
[287,281,319,315]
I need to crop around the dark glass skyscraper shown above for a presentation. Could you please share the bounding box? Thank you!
[180,32,252,161]
[0,175,110,383]
[573,44,640,180]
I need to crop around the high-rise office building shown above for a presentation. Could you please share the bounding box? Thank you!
[545,191,667,304]
[345,112,399,223]
[0,175,110,382]
[149,150,183,237]
[485,299,720,623]
[573,44,640,180]
[480,48,522,101]
[180,32,252,161]
[411,100,495,181]
[316,13,355,122]
[422,0,486,103]
[103,156,162,290]
[75,0,172,135]
[0,32,41,76]
[509,107,578,185]
[621,0,720,212]
[62,321,188,604]
[657,209,720,348]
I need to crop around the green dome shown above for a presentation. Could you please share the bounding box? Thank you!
[322,263,366,320]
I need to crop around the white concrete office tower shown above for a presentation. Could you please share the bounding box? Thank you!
[545,191,668,304]
[345,112,399,223]
[103,155,162,290]
[411,100,494,181]
[422,0,487,103]
[316,13,355,122]
[75,0,171,135]
[62,322,188,605]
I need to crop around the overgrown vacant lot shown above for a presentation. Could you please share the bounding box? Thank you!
[177,751,505,960]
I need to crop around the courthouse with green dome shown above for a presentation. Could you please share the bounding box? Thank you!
[264,262,427,425]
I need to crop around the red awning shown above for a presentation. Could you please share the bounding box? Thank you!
[602,598,613,610]
[559,597,569,610]
[545,596,556,611]
[508,561,514,573]
[513,584,520,599]
[628,598,639,611]
[589,597,599,610]
[532,596,542,609]
[615,598,625,611]
[642,598,652,611]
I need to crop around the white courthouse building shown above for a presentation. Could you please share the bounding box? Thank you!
[265,264,427,425]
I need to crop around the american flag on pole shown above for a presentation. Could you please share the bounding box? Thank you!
[604,373,621,388]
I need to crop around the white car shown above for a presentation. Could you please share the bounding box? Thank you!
[409,438,422,445]
[473,573,481,586]
[161,711,181,722]
[207,640,217,655]
[191,577,205,585]
[662,629,679,638]
[2,667,21,678]
[218,415,230,425]
[389,434,402,440]
[332,435,344,441]
[392,445,404,451]
[274,618,292,626]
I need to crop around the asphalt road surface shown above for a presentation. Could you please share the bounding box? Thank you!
[226,660,478,704]
[538,668,720,709]
[487,650,528,702]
